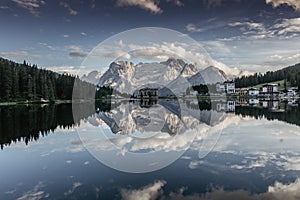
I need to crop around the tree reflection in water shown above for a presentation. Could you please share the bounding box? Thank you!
[0,100,299,149]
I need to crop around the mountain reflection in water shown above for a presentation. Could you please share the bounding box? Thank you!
[0,99,299,149]
[1,98,300,199]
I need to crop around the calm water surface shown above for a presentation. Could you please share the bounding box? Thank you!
[1,100,300,199]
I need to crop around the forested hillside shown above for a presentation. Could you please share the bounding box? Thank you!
[0,57,95,101]
[235,63,300,89]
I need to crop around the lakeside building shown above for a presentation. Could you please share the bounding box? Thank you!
[224,81,236,94]
[216,81,236,94]
[261,83,279,95]
[248,88,260,96]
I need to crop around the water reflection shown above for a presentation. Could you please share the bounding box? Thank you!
[0,103,95,149]
[235,99,300,126]
[1,99,300,199]
[1,99,299,149]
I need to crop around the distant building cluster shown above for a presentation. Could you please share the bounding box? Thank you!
[214,81,299,98]
[238,84,279,96]
[236,83,298,97]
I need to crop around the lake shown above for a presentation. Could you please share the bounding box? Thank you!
[1,99,300,199]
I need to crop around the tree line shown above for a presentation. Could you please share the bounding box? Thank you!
[235,63,300,89]
[0,57,96,101]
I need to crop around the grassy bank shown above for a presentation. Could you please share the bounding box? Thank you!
[244,79,290,91]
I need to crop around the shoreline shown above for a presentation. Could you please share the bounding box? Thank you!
[0,99,72,106]
[0,95,299,106]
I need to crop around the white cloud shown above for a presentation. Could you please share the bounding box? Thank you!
[221,18,300,41]
[186,18,235,34]
[270,54,283,60]
[116,0,163,14]
[270,52,300,62]
[287,53,300,60]
[59,2,78,15]
[229,22,265,31]
[81,32,87,36]
[273,18,300,35]
[187,20,277,41]
[63,34,70,38]
[186,23,205,33]
[115,0,183,14]
[268,178,300,200]
[228,21,275,40]
[17,181,49,200]
[64,182,82,196]
[266,0,300,11]
[128,131,195,153]
[188,160,204,169]
[120,178,300,200]
[274,154,300,171]
[11,0,45,16]
[216,30,300,72]
[121,180,166,200]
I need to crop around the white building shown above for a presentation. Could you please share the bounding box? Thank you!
[248,88,259,96]
[262,84,279,94]
[224,81,236,94]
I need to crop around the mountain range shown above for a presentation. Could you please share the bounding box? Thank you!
[82,58,230,96]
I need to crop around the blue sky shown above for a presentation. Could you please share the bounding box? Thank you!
[0,0,300,75]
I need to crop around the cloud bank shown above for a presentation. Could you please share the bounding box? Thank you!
[11,0,45,16]
[121,178,300,200]
[266,0,300,11]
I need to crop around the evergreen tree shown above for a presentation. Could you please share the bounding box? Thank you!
[0,57,96,102]
[235,63,300,88]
